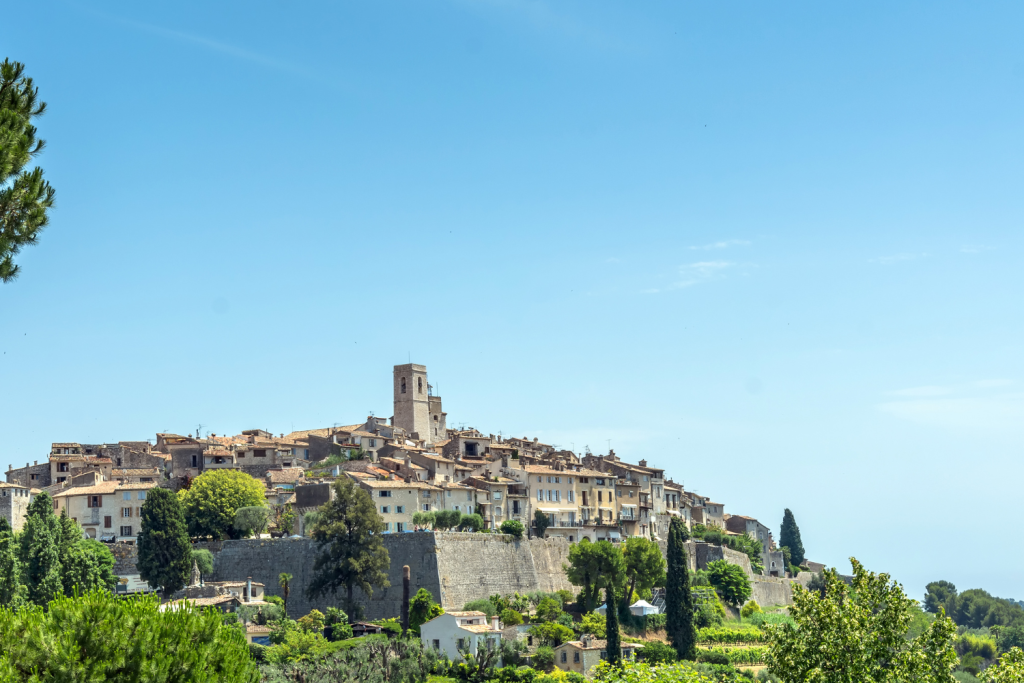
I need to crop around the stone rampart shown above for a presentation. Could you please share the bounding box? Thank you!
[198,531,573,620]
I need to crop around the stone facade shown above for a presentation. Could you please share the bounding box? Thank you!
[0,483,34,531]
[198,531,573,620]
[394,364,432,443]
[5,461,50,488]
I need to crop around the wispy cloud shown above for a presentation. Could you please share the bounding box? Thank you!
[879,379,1024,434]
[870,253,928,265]
[888,386,954,397]
[689,239,751,251]
[74,4,309,77]
[644,261,737,294]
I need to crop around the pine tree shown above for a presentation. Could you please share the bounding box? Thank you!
[605,584,621,666]
[0,524,22,605]
[780,509,805,567]
[0,59,56,283]
[666,516,696,660]
[18,492,63,606]
[306,477,390,617]
[137,487,193,599]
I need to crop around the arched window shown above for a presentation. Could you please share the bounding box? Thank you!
[401,377,406,394]
[417,377,423,394]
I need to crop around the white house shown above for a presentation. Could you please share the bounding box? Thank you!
[420,611,502,662]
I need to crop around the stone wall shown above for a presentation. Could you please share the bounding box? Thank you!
[109,542,140,574]
[749,576,792,608]
[198,531,574,620]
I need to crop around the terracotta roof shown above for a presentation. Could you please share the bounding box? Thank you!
[85,456,113,464]
[461,624,500,633]
[357,479,437,490]
[113,468,161,477]
[446,611,487,617]
[53,482,119,497]
[50,455,85,461]
[246,624,274,634]
[266,468,305,484]
[170,595,241,607]
[51,443,82,448]
[119,482,159,491]
[204,449,233,457]
[560,639,641,651]
[0,481,28,489]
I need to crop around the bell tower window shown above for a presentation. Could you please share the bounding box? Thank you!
[418,378,423,394]
[401,377,407,394]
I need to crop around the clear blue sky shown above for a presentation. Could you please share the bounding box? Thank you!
[2,1,1022,601]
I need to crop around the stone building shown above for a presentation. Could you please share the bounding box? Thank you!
[0,481,35,531]
[553,636,641,673]
[393,363,445,445]
[52,474,157,542]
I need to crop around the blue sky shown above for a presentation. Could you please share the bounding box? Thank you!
[2,1,1022,600]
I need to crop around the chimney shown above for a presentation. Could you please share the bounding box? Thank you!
[639,459,647,467]
[492,615,500,631]
[245,577,252,603]
[34,460,38,466]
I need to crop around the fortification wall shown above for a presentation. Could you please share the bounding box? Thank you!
[749,576,793,607]
[198,532,573,620]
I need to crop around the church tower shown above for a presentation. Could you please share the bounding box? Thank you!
[394,364,439,444]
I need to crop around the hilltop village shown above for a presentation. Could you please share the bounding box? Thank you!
[3,363,787,577]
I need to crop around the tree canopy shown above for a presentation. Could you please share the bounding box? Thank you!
[408,588,443,634]
[765,558,958,683]
[564,538,626,611]
[923,580,1024,629]
[0,589,257,682]
[234,506,271,538]
[780,508,805,567]
[137,487,193,599]
[706,560,751,607]
[665,516,696,661]
[178,470,267,540]
[306,477,390,616]
[533,510,550,538]
[0,59,56,283]
[621,536,666,610]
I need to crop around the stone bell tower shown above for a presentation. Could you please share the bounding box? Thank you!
[394,364,433,444]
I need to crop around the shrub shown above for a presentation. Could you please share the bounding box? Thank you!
[535,598,563,623]
[533,646,555,671]
[578,612,606,638]
[500,520,525,539]
[741,601,762,619]
[530,622,576,646]
[636,641,678,664]
[501,609,523,626]
[706,561,752,607]
[464,599,497,618]
[698,650,730,665]
[298,609,326,633]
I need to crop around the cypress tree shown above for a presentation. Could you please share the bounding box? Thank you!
[666,516,696,660]
[780,509,805,567]
[605,584,621,666]
[137,488,193,599]
[18,492,63,606]
[0,523,22,605]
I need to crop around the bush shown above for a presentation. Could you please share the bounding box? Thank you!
[578,612,606,638]
[530,622,576,646]
[501,609,523,626]
[500,520,525,539]
[697,626,766,644]
[535,598,563,623]
[0,589,256,681]
[533,646,555,671]
[298,609,326,633]
[746,611,794,628]
[698,650,730,665]
[636,641,677,664]
[249,642,267,662]
[707,561,752,607]
[740,601,762,619]
[464,599,497,618]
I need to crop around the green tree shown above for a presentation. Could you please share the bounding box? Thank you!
[924,581,958,614]
[178,470,266,540]
[234,506,270,538]
[0,525,22,606]
[500,608,523,626]
[533,510,550,538]
[706,560,752,607]
[274,504,297,536]
[306,477,390,616]
[620,536,666,612]
[411,511,435,529]
[605,584,621,666]
[765,558,958,683]
[432,509,462,531]
[532,646,555,671]
[0,59,56,283]
[17,492,62,606]
[457,513,483,532]
[665,517,696,661]
[137,487,193,599]
[409,588,444,633]
[564,538,626,611]
[62,538,117,594]
[193,548,214,580]
[637,641,677,664]
[984,648,1024,682]
[279,573,293,616]
[529,621,575,646]
[534,596,563,623]
[0,589,257,682]
[779,508,805,567]
[499,519,524,539]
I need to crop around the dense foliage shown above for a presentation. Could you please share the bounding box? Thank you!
[0,589,257,682]
[178,470,267,540]
[705,561,751,607]
[621,537,667,611]
[500,519,525,539]
[306,477,390,616]
[234,505,271,537]
[778,509,805,567]
[666,516,697,661]
[0,59,55,283]
[765,558,958,683]
[137,486,193,598]
[2,493,117,607]
[564,538,625,611]
[410,588,445,633]
[924,582,1024,629]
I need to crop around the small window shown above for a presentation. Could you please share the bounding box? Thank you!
[396,505,404,513]
[120,526,132,536]
[397,522,405,532]
[379,490,392,498]
[401,377,407,394]
[418,377,423,394]
[123,492,131,501]
[432,640,440,650]
[381,506,390,514]
[423,504,431,511]
[254,450,266,458]
[574,652,580,663]
[555,477,560,484]
[561,652,567,663]
[123,508,131,518]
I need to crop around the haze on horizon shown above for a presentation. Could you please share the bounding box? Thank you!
[1,1,1022,603]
